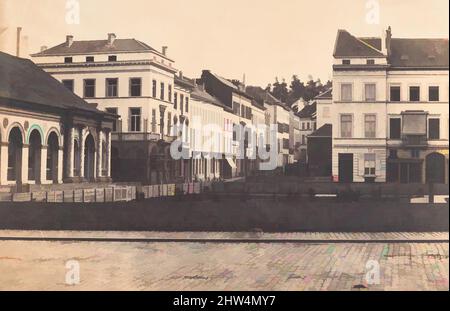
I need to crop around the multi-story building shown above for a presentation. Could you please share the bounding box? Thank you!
[332,27,448,184]
[245,86,292,168]
[297,102,317,163]
[31,34,189,184]
[315,88,333,128]
[198,70,267,177]
[0,51,115,190]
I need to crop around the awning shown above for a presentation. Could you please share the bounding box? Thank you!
[226,157,237,169]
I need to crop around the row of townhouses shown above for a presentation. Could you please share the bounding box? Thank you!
[21,33,300,187]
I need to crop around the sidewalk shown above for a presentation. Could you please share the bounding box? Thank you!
[0,230,448,243]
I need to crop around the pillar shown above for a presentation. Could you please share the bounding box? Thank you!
[21,144,29,183]
[0,142,8,185]
[39,146,47,183]
[66,127,75,178]
[80,128,86,178]
[58,146,63,183]
[96,130,103,178]
[107,130,112,178]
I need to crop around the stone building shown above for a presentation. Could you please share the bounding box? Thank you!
[331,27,448,183]
[0,51,115,191]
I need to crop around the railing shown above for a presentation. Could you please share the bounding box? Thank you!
[112,132,161,141]
[402,135,428,148]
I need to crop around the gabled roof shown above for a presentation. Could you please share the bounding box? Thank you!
[309,124,332,138]
[334,30,385,58]
[191,87,225,108]
[0,51,104,114]
[314,88,332,100]
[245,86,289,111]
[32,38,164,57]
[297,102,317,118]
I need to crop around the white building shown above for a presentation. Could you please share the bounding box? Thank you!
[0,51,115,191]
[31,34,189,184]
[331,27,449,184]
[297,102,317,163]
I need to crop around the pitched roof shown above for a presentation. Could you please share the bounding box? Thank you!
[297,102,317,118]
[32,38,163,57]
[0,51,104,114]
[309,124,332,137]
[334,30,385,57]
[314,88,332,100]
[389,38,449,68]
[335,29,449,68]
[245,86,289,111]
[191,87,225,108]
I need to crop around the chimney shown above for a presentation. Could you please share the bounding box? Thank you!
[40,46,47,52]
[107,33,116,45]
[16,27,22,57]
[162,46,168,56]
[179,71,183,79]
[66,35,74,47]
[385,26,392,57]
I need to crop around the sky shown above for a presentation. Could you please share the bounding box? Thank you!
[0,0,449,87]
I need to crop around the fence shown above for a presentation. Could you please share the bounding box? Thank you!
[0,186,137,203]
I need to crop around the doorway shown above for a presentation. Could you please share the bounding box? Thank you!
[338,153,353,183]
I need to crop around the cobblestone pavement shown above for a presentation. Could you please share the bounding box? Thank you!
[0,235,448,290]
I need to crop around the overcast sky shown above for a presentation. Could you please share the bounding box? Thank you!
[1,0,449,87]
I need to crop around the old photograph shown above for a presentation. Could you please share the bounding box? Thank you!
[0,0,448,298]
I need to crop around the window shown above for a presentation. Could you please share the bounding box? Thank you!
[129,108,141,132]
[152,80,157,97]
[366,59,375,65]
[389,118,401,139]
[307,122,310,130]
[106,78,118,97]
[167,112,172,135]
[411,149,420,158]
[174,92,178,109]
[340,114,353,138]
[83,79,96,98]
[151,109,157,132]
[159,82,165,100]
[364,114,376,138]
[105,108,118,132]
[429,86,439,101]
[302,122,305,130]
[108,55,117,62]
[168,85,172,102]
[429,118,440,140]
[409,86,420,101]
[388,149,398,159]
[62,80,74,92]
[64,57,73,63]
[185,97,189,113]
[390,86,401,101]
[364,83,376,101]
[241,105,245,117]
[342,59,351,65]
[364,154,376,176]
[340,83,352,101]
[86,56,94,62]
[130,78,142,97]
[233,102,240,115]
[180,94,184,114]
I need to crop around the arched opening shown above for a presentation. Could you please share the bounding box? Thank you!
[101,140,107,177]
[426,152,446,184]
[7,127,23,182]
[84,134,96,181]
[111,147,120,181]
[73,139,81,177]
[47,132,59,183]
[28,130,42,183]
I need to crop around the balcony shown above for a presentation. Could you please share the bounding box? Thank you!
[402,134,428,148]
[112,132,161,142]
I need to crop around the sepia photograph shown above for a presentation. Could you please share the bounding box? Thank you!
[0,0,448,301]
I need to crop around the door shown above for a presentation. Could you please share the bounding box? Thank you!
[400,163,409,184]
[426,153,446,184]
[338,153,353,183]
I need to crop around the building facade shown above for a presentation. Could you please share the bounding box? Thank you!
[0,51,115,191]
[297,102,317,163]
[32,34,189,184]
[331,27,449,184]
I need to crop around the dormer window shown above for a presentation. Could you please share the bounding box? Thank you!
[108,55,117,62]
[366,59,375,65]
[86,56,94,62]
[64,57,73,63]
[342,59,351,65]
